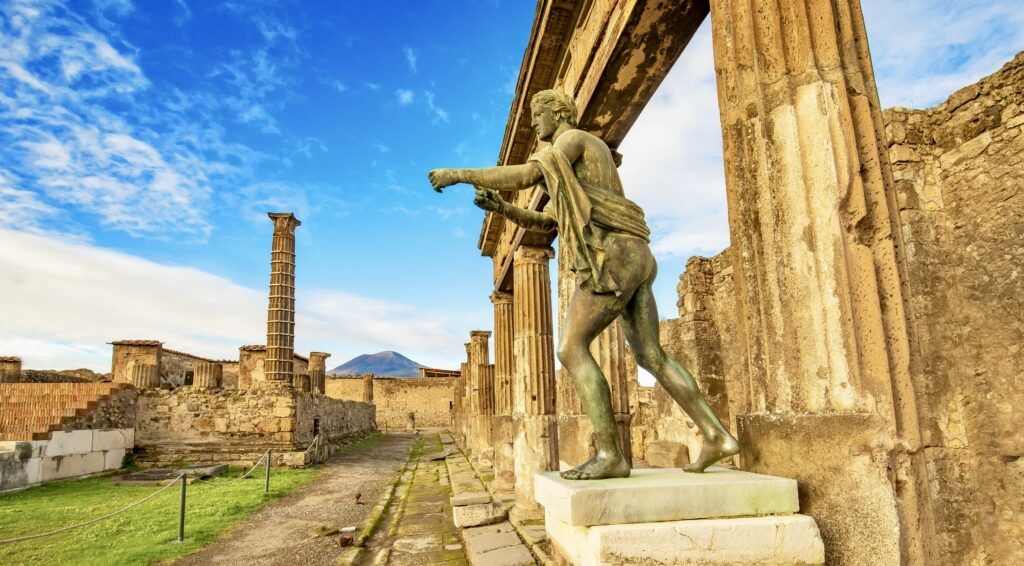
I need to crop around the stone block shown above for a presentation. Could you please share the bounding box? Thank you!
[546,510,824,566]
[535,467,798,526]
[0,456,41,491]
[45,430,93,457]
[41,451,105,481]
[464,526,521,555]
[451,493,491,507]
[644,439,690,468]
[280,451,308,467]
[92,429,133,452]
[453,501,507,528]
[104,448,126,470]
[472,544,535,566]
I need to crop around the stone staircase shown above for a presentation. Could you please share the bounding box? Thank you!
[0,382,131,441]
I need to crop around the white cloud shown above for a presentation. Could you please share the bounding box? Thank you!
[365,82,381,91]
[403,46,418,74]
[617,22,729,262]
[862,0,1024,108]
[424,91,450,125]
[396,88,414,105]
[0,229,476,371]
[333,80,347,93]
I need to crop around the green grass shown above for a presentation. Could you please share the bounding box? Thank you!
[0,465,320,566]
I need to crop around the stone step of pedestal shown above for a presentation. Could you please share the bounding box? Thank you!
[546,511,824,566]
[535,466,798,526]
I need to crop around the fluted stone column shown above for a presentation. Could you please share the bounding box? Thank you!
[511,245,558,520]
[452,373,464,436]
[0,356,22,383]
[491,291,516,490]
[463,342,476,454]
[193,362,222,389]
[292,372,311,392]
[709,1,924,562]
[362,374,374,403]
[130,363,160,388]
[308,352,330,395]
[469,330,493,469]
[266,212,301,387]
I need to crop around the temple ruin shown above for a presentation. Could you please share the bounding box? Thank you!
[448,2,1024,565]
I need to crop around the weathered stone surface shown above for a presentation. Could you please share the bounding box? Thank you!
[643,440,689,468]
[536,467,797,527]
[546,510,824,566]
[451,493,491,507]
[453,500,507,528]
[41,451,105,481]
[44,430,92,457]
[92,428,133,452]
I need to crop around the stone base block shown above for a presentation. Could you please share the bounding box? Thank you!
[546,511,824,566]
[453,501,507,528]
[535,467,798,526]
[644,439,690,468]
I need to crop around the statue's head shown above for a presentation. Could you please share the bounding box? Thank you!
[531,89,577,142]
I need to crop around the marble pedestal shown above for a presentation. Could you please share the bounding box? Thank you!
[535,467,824,565]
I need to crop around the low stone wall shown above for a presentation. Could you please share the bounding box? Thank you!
[326,376,454,429]
[0,428,134,492]
[135,388,375,466]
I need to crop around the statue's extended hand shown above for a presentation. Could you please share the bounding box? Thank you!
[473,186,504,213]
[428,168,459,193]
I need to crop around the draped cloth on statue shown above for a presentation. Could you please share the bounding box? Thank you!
[528,144,651,296]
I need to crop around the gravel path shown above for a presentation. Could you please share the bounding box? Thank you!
[174,432,417,566]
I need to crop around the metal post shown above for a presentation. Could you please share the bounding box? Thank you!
[264,450,271,494]
[177,475,186,543]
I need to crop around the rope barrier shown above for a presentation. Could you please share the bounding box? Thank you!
[303,434,321,454]
[0,473,186,545]
[190,450,269,488]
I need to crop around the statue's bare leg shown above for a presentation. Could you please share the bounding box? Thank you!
[620,264,740,472]
[557,286,631,480]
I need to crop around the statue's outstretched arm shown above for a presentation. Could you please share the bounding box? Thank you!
[474,186,555,233]
[429,163,543,193]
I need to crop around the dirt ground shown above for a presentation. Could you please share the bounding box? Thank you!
[173,432,417,566]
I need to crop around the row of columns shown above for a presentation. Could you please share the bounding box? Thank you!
[453,244,634,518]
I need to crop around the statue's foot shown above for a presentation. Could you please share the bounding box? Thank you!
[682,434,740,473]
[560,453,630,480]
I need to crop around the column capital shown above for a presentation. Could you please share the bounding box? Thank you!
[268,212,301,234]
[513,245,555,263]
[470,330,492,341]
[490,290,513,305]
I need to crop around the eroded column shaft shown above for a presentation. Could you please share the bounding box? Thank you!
[512,245,558,517]
[193,362,222,389]
[491,291,515,488]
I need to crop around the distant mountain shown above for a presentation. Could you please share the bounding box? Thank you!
[328,351,424,377]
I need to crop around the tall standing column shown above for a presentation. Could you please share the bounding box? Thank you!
[469,331,493,469]
[266,213,301,387]
[308,352,330,395]
[463,342,476,454]
[511,245,558,520]
[709,1,924,563]
[490,291,516,490]
[458,362,469,444]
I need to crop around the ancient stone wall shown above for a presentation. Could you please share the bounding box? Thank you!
[883,52,1024,564]
[110,341,161,385]
[325,376,455,429]
[62,386,138,432]
[161,349,216,387]
[293,392,376,447]
[134,388,374,466]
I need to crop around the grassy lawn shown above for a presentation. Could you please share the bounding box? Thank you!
[0,465,320,566]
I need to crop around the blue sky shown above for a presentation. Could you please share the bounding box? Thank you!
[1,0,1022,373]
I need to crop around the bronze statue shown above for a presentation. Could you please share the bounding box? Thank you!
[429,89,739,480]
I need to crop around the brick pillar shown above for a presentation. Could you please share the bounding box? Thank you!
[266,212,301,387]
[193,362,222,389]
[130,364,160,388]
[238,345,266,390]
[0,356,21,383]
[710,1,924,562]
[491,291,516,490]
[110,340,162,385]
[511,245,558,520]
[362,374,374,403]
[309,352,330,395]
